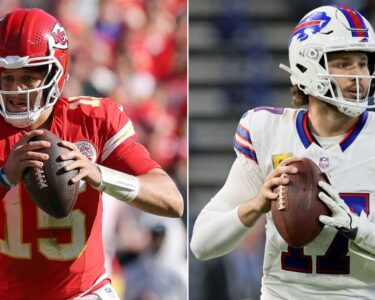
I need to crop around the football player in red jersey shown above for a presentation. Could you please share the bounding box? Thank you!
[0,8,184,300]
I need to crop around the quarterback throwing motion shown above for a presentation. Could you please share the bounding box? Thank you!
[0,8,183,300]
[191,5,375,299]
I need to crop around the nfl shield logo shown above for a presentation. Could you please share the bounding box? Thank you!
[319,157,329,169]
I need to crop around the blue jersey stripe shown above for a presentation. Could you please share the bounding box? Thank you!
[233,141,258,162]
[236,125,252,143]
[296,110,312,149]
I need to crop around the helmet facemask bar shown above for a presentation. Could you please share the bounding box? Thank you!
[0,55,63,128]
[314,50,375,116]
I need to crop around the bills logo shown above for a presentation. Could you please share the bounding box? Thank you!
[290,11,331,43]
[50,23,68,49]
[319,157,329,169]
[75,141,98,163]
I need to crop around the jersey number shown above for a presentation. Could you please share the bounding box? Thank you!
[67,96,101,110]
[281,193,369,274]
[0,186,86,260]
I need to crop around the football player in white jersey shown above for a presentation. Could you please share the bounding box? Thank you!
[191,5,375,299]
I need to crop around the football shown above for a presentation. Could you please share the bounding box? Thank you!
[23,130,79,219]
[271,157,330,247]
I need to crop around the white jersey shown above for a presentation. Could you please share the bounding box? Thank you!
[234,107,375,299]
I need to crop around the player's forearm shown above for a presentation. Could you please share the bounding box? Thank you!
[191,197,263,261]
[191,157,264,260]
[190,206,249,260]
[95,165,183,217]
[131,169,184,218]
[238,195,266,227]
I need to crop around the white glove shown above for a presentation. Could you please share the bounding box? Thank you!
[318,181,359,240]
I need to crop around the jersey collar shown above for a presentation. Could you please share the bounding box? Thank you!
[296,110,368,151]
[296,110,320,148]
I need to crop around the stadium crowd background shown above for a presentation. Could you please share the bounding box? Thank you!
[0,0,187,299]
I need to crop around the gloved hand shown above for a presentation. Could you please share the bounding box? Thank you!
[318,181,359,240]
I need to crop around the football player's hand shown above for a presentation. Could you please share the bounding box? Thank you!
[318,181,359,240]
[254,156,302,213]
[59,140,101,188]
[3,130,50,185]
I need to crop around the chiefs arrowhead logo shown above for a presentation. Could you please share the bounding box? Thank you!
[50,23,68,50]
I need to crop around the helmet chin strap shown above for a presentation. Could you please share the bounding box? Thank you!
[336,103,366,117]
[2,88,45,128]
[4,110,41,128]
[314,90,367,117]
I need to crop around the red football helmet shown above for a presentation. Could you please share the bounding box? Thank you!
[0,8,69,128]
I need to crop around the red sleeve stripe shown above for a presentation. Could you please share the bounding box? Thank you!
[234,133,255,151]
[236,123,252,144]
[233,140,258,163]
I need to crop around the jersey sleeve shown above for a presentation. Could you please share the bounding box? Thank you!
[233,110,259,164]
[190,157,264,260]
[192,107,285,260]
[233,107,287,177]
[99,99,160,175]
[349,211,375,261]
[233,109,266,178]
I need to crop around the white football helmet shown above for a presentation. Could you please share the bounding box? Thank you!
[280,5,375,116]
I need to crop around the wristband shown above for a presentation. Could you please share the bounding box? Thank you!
[93,165,106,191]
[0,168,15,189]
[93,164,140,202]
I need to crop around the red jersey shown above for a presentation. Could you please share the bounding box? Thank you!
[0,97,160,300]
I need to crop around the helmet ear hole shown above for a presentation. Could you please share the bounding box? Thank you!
[296,64,307,73]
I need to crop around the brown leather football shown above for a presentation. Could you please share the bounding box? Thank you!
[271,157,330,248]
[23,130,79,219]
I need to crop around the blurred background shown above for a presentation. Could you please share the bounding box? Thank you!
[189,0,371,299]
[0,0,187,299]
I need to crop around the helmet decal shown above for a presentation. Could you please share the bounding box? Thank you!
[336,5,368,38]
[50,23,68,49]
[290,11,331,43]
